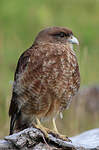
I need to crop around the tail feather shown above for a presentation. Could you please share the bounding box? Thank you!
[9,92,31,135]
[9,92,21,135]
[9,109,21,135]
[10,114,17,135]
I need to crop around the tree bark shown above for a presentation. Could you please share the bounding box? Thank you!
[0,128,99,150]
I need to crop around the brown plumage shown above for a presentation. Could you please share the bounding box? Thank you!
[9,26,80,135]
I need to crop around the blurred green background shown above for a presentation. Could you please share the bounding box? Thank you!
[0,0,99,138]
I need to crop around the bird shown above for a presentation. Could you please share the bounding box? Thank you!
[9,26,80,141]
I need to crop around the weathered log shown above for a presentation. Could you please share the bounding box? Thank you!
[0,128,99,149]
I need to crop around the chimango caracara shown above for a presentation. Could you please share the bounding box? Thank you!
[9,26,80,141]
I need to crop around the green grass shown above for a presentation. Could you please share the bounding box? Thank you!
[0,0,99,138]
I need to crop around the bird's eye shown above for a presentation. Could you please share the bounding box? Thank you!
[59,32,66,37]
[65,33,70,37]
[53,32,66,38]
[52,32,71,38]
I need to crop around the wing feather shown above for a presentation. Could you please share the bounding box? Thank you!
[9,47,32,134]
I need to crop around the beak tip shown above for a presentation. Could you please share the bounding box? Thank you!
[68,36,79,45]
[77,41,79,46]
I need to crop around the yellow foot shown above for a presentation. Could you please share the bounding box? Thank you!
[33,118,71,142]
[36,126,71,142]
[36,125,50,137]
[34,118,51,138]
[56,134,71,142]
[47,129,71,142]
[52,118,71,142]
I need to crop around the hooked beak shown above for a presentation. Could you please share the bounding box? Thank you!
[68,36,79,45]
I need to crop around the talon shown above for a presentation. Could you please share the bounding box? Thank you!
[34,117,72,142]
[57,134,72,142]
[34,118,50,138]
[50,131,72,142]
[52,117,72,142]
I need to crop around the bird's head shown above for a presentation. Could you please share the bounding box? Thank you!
[34,26,79,47]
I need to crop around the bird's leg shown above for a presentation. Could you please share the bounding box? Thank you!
[52,117,59,133]
[52,117,71,142]
[35,118,50,137]
[34,117,71,142]
[36,118,43,128]
[34,118,53,149]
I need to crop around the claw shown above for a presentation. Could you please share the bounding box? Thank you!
[34,117,71,142]
[57,134,72,142]
[52,117,72,142]
[35,118,50,138]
